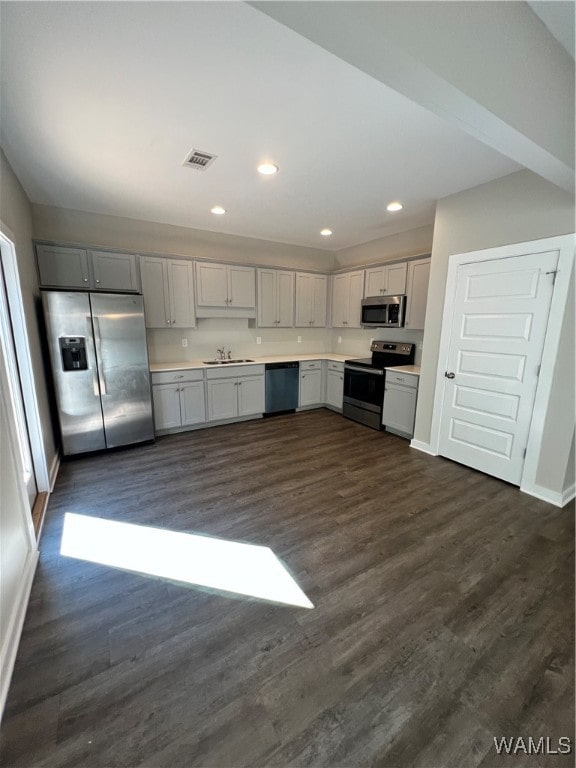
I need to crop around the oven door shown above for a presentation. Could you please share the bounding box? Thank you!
[343,365,385,429]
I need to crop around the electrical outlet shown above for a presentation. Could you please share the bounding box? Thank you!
[256,336,262,345]
[181,338,188,348]
[338,336,342,344]
[297,335,302,343]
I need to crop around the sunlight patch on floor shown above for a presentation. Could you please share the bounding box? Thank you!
[60,512,313,608]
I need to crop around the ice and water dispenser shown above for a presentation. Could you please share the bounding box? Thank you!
[59,337,88,371]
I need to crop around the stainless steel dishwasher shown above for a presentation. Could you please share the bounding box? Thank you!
[265,362,300,414]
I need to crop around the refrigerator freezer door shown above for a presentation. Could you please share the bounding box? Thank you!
[42,291,106,454]
[89,293,154,449]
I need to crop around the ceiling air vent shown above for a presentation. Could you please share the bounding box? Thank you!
[183,149,217,171]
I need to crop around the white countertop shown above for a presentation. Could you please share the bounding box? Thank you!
[149,353,351,372]
[384,364,421,375]
[150,354,421,375]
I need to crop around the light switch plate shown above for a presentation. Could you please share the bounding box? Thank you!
[181,338,188,348]
[297,336,302,343]
[256,336,262,344]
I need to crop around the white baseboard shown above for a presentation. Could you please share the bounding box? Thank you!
[409,439,437,456]
[49,451,60,492]
[561,482,575,507]
[0,549,39,719]
[520,481,574,508]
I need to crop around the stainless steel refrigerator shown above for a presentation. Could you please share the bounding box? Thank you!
[42,290,154,456]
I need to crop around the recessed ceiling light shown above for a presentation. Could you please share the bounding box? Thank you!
[320,229,333,236]
[257,162,279,175]
[386,201,403,212]
[211,206,226,215]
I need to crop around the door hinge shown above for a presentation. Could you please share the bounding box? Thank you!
[545,270,557,285]
[522,447,527,458]
[536,364,541,377]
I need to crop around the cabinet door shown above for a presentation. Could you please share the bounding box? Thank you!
[326,370,344,409]
[382,383,417,437]
[36,245,90,288]
[141,257,170,328]
[228,265,256,308]
[237,375,265,416]
[90,251,139,292]
[299,369,323,406]
[331,274,349,328]
[207,379,238,421]
[405,258,431,330]
[295,273,313,327]
[152,384,182,430]
[311,275,327,327]
[365,267,385,297]
[347,270,365,328]
[180,381,206,426]
[196,262,228,306]
[168,260,196,328]
[276,271,294,327]
[257,269,277,327]
[385,262,407,295]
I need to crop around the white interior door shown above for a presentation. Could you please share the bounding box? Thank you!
[438,250,558,485]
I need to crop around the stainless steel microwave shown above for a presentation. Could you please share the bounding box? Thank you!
[360,295,406,328]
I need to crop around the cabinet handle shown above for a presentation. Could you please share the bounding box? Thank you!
[172,319,176,324]
[95,279,100,284]
[166,320,171,325]
[83,278,89,283]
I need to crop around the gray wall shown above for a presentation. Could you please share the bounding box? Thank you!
[333,225,433,270]
[1,150,57,474]
[31,204,335,273]
[414,169,575,495]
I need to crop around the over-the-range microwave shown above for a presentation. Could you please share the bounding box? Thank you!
[360,295,406,328]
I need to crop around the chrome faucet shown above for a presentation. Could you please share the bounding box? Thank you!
[216,347,225,360]
[226,349,232,360]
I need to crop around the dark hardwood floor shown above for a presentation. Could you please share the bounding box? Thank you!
[1,409,574,768]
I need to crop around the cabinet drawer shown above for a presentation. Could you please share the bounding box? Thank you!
[386,370,418,388]
[206,364,265,379]
[300,360,322,371]
[327,360,344,372]
[151,369,204,385]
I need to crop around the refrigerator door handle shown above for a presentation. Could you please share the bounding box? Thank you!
[92,317,107,396]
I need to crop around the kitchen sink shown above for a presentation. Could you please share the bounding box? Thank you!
[203,359,255,365]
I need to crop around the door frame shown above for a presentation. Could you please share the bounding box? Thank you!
[0,221,50,492]
[429,233,574,500]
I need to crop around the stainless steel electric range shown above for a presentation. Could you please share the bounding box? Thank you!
[343,341,415,430]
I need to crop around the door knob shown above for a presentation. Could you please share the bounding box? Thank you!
[445,371,455,379]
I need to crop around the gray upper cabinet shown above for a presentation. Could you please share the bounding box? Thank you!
[90,250,139,292]
[295,273,327,327]
[36,244,140,292]
[141,256,196,328]
[404,257,431,330]
[365,262,407,297]
[36,244,91,289]
[257,268,294,327]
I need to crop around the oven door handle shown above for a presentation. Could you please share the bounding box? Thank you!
[345,365,384,376]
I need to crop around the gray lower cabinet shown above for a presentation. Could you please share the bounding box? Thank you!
[325,361,344,410]
[36,243,140,292]
[151,370,206,432]
[206,365,265,421]
[382,370,419,438]
[299,360,324,406]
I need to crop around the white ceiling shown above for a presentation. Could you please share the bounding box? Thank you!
[0,1,542,251]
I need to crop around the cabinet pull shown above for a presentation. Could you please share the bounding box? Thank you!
[83,278,89,283]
